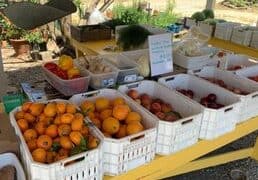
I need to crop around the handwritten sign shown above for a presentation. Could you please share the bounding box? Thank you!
[148,33,173,76]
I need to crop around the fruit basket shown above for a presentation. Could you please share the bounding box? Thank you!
[118,80,204,155]
[42,60,90,96]
[69,89,157,176]
[191,66,258,122]
[235,65,258,84]
[9,100,103,180]
[101,54,139,84]
[76,56,118,89]
[159,74,241,140]
[0,153,26,180]
[214,22,241,41]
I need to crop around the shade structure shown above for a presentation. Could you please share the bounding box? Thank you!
[3,0,76,30]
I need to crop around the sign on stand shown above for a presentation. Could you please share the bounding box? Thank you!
[148,33,173,76]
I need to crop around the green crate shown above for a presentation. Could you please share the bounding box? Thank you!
[2,93,24,113]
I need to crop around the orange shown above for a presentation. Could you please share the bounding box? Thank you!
[35,122,47,135]
[23,129,38,142]
[37,135,53,150]
[46,151,56,164]
[60,136,73,149]
[58,124,71,136]
[112,97,125,106]
[58,55,73,71]
[71,118,83,131]
[56,102,66,114]
[125,112,142,124]
[60,113,74,124]
[74,113,84,121]
[88,136,98,149]
[102,117,120,135]
[24,113,36,123]
[53,115,61,125]
[32,148,47,163]
[22,102,32,112]
[17,119,29,132]
[41,117,53,126]
[99,109,112,121]
[15,111,25,120]
[87,112,95,119]
[69,131,83,145]
[38,113,47,122]
[29,103,45,116]
[44,103,57,117]
[80,101,95,114]
[67,67,80,79]
[80,126,89,137]
[94,112,101,119]
[126,121,144,135]
[45,124,58,138]
[115,125,127,138]
[91,118,101,129]
[66,104,77,114]
[112,105,130,120]
[55,148,69,161]
[27,139,37,152]
[95,97,110,112]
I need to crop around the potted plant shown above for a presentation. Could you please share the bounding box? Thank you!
[0,13,9,48]
[5,24,30,56]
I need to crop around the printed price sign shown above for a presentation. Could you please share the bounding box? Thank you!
[148,33,173,76]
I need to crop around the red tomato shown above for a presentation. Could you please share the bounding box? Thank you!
[56,69,68,80]
[44,62,58,71]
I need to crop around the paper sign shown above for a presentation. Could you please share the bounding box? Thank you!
[148,33,173,76]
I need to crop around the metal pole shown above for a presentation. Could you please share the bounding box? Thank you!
[206,0,216,9]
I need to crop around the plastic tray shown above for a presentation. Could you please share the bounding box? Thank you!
[214,22,241,40]
[9,100,103,180]
[235,65,258,84]
[69,89,157,176]
[76,57,119,89]
[118,80,204,155]
[101,54,139,84]
[158,74,241,140]
[173,47,218,70]
[191,67,258,123]
[42,61,90,96]
[0,153,26,180]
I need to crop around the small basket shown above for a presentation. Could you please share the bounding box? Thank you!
[69,89,157,176]
[70,24,111,42]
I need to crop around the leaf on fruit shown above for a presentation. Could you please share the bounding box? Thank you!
[51,142,61,152]
[70,138,88,156]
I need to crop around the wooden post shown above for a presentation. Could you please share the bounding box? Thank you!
[206,0,216,9]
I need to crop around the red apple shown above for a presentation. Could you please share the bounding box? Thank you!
[140,94,152,106]
[155,112,165,120]
[150,102,161,113]
[127,89,139,99]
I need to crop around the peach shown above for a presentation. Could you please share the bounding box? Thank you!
[155,112,165,120]
[161,103,173,113]
[127,89,139,100]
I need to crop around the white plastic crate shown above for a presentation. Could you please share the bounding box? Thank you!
[214,22,241,40]
[76,56,119,89]
[235,65,258,84]
[158,74,241,140]
[9,100,103,180]
[42,61,90,96]
[185,18,197,28]
[118,80,204,155]
[219,54,257,71]
[0,153,26,180]
[191,66,258,122]
[198,21,214,37]
[101,53,139,84]
[69,89,157,176]
[173,47,218,70]
[250,31,258,49]
[231,26,255,46]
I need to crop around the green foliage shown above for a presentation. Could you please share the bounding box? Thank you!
[117,25,151,50]
[73,0,83,18]
[202,9,214,19]
[191,12,206,21]
[5,24,27,40]
[24,31,44,44]
[70,138,88,156]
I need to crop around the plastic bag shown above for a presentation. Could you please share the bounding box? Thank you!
[87,8,105,25]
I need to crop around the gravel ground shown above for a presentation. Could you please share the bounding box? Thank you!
[2,47,258,180]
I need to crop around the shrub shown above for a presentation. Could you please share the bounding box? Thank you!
[202,9,214,19]
[191,12,206,21]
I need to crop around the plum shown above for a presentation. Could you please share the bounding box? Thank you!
[155,112,165,120]
[208,102,219,109]
[200,97,209,107]
[186,90,194,99]
[150,102,162,113]
[140,94,152,106]
[207,94,217,102]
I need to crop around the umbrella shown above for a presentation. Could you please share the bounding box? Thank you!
[2,0,77,30]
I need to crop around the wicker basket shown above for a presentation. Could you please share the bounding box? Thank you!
[70,24,111,42]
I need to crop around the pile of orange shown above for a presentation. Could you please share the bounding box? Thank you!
[15,101,99,164]
[80,97,145,139]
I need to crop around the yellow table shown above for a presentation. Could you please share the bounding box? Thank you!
[68,37,258,180]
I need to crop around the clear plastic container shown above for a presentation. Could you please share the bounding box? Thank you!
[102,54,139,84]
[42,60,90,96]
